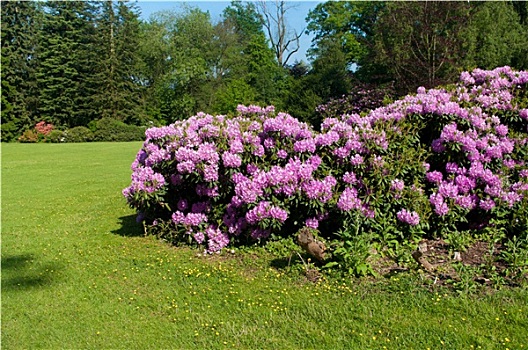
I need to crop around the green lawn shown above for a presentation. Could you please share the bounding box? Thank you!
[2,142,527,349]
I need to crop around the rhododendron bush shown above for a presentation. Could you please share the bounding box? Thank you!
[124,66,527,271]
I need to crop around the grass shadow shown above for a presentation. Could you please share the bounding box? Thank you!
[112,214,144,237]
[1,254,60,291]
[1,254,35,270]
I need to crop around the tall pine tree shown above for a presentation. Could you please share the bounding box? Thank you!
[1,1,41,141]
[36,1,98,128]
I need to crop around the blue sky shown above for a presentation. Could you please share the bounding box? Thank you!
[135,1,323,63]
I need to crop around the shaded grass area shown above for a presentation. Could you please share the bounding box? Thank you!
[2,142,527,349]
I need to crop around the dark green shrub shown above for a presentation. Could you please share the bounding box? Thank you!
[91,118,145,142]
[64,126,93,143]
[47,130,65,143]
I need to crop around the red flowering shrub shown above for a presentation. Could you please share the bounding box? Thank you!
[18,121,55,143]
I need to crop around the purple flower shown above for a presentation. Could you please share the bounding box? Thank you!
[301,176,336,203]
[390,179,405,192]
[184,213,208,226]
[192,201,209,213]
[205,225,230,253]
[337,187,362,211]
[361,205,375,219]
[251,228,270,240]
[484,185,502,197]
[305,218,319,229]
[454,175,476,193]
[494,124,508,136]
[307,155,322,168]
[501,191,521,208]
[445,162,460,174]
[397,209,420,226]
[235,180,262,204]
[440,123,460,142]
[222,152,242,168]
[294,138,316,153]
[277,149,288,159]
[342,172,357,185]
[423,162,431,171]
[372,155,384,167]
[203,164,219,182]
[426,171,443,184]
[430,193,449,216]
[333,147,350,159]
[177,199,188,211]
[197,143,218,163]
[170,174,182,185]
[252,145,265,157]
[479,198,496,211]
[268,206,288,222]
[177,160,195,174]
[434,202,449,216]
[230,140,244,154]
[503,159,516,168]
[455,195,478,210]
[124,166,166,196]
[438,182,459,199]
[350,154,364,166]
[431,139,445,153]
[245,201,271,225]
[194,231,205,244]
[145,125,179,141]
[171,211,185,224]
[315,131,340,147]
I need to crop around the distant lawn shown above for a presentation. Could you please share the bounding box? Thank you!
[2,142,527,349]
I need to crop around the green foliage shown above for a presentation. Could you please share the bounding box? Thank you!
[64,126,94,143]
[283,77,322,126]
[212,79,257,114]
[36,1,100,128]
[331,217,377,277]
[47,129,64,143]
[90,118,145,142]
[462,2,528,70]
[306,1,383,65]
[373,1,472,93]
[136,3,289,123]
[2,0,147,138]
[307,39,352,102]
[92,1,144,125]
[501,235,528,279]
[1,1,40,141]
[305,1,528,97]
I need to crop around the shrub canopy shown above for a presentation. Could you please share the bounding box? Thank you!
[124,66,528,268]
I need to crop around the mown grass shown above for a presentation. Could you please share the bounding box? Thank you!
[2,142,527,349]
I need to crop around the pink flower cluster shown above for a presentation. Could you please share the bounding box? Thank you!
[414,67,526,216]
[350,66,528,220]
[35,121,54,136]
